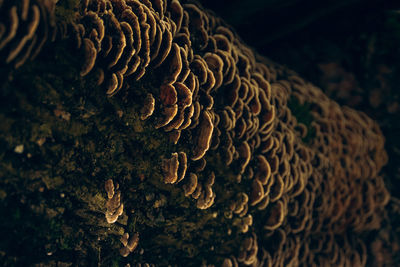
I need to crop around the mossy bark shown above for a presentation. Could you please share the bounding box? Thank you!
[0,32,241,266]
[1,0,394,266]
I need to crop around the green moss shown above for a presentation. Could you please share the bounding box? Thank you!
[42,175,64,190]
[287,96,316,144]
[68,120,91,137]
[54,0,80,24]
[30,123,53,142]
[0,196,69,265]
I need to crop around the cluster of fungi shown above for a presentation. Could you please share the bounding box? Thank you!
[0,0,391,266]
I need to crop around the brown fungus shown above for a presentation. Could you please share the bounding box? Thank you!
[6,4,40,63]
[104,178,114,199]
[221,257,239,267]
[151,20,172,67]
[233,214,253,234]
[0,7,18,49]
[80,38,97,76]
[160,83,177,106]
[50,1,392,265]
[162,152,179,184]
[263,199,285,231]
[120,232,139,257]
[183,172,198,197]
[249,179,264,206]
[196,172,216,209]
[140,93,156,120]
[237,233,259,265]
[155,104,178,129]
[162,42,182,84]
[237,141,251,174]
[192,110,214,161]
[105,191,124,224]
[204,52,224,91]
[0,0,56,68]
[176,151,187,183]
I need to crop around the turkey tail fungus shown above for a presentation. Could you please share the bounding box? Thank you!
[0,0,391,266]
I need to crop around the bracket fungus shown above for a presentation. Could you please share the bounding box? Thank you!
[105,179,124,224]
[161,151,187,184]
[140,93,156,120]
[183,172,198,197]
[1,0,392,266]
[0,0,56,69]
[120,232,139,257]
[192,110,214,161]
[77,0,389,263]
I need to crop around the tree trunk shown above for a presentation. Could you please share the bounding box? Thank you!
[0,0,390,266]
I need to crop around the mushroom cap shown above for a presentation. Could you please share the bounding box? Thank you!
[183,173,198,197]
[162,152,179,184]
[140,93,156,120]
[104,179,114,199]
[192,110,214,161]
